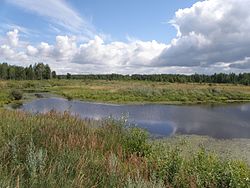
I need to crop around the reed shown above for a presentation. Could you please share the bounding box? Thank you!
[0,109,249,187]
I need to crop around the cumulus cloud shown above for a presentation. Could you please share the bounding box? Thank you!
[0,45,15,58]
[54,35,77,61]
[2,0,250,74]
[38,42,54,57]
[26,45,38,56]
[6,29,19,47]
[73,36,167,67]
[0,29,166,73]
[156,0,250,68]
[0,44,28,63]
[0,30,29,64]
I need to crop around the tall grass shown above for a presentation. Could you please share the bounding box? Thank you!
[0,109,249,187]
[2,79,250,106]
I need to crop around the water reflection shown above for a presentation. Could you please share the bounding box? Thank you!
[20,97,250,139]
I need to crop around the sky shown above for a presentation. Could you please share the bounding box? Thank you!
[0,0,250,74]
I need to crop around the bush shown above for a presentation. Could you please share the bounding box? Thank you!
[122,128,151,156]
[10,89,23,100]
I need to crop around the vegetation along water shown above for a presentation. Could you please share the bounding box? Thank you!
[0,63,249,187]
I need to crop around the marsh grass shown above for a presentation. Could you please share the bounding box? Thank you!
[50,80,250,104]
[1,80,250,107]
[0,110,249,187]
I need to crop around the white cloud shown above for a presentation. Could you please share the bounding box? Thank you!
[230,57,250,69]
[54,35,77,61]
[38,42,54,57]
[0,44,28,64]
[1,23,34,36]
[156,0,250,68]
[2,0,250,74]
[7,29,19,47]
[73,36,167,67]
[0,44,15,58]
[0,30,167,74]
[26,45,38,56]
[6,0,95,37]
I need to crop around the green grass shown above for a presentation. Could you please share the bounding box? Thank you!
[160,135,250,166]
[50,80,250,104]
[1,79,250,106]
[0,109,249,188]
[0,79,250,187]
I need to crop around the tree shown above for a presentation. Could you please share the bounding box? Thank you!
[52,71,57,79]
[0,63,8,79]
[8,66,16,80]
[0,62,55,80]
[26,65,35,80]
[43,64,51,79]
[66,73,72,79]
[34,63,45,80]
[15,66,26,80]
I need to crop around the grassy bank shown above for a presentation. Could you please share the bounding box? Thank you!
[1,79,250,106]
[0,109,249,187]
[161,135,250,166]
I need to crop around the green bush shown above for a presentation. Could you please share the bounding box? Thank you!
[10,89,23,100]
[122,128,151,156]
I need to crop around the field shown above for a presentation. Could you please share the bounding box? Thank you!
[1,79,250,106]
[0,79,250,187]
[0,110,249,187]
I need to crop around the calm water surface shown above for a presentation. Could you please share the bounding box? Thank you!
[20,97,250,139]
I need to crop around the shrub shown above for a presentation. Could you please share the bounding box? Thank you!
[122,128,151,156]
[10,89,23,100]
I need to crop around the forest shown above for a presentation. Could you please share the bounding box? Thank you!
[0,63,56,80]
[61,72,250,85]
[1,62,250,85]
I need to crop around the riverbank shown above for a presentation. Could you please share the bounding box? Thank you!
[0,109,249,187]
[161,135,250,165]
[1,79,250,107]
[1,79,250,186]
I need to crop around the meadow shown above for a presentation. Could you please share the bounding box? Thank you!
[0,110,249,188]
[0,79,250,187]
[2,79,250,106]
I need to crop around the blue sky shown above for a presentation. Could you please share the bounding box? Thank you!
[1,0,250,74]
[71,0,198,42]
[0,0,198,43]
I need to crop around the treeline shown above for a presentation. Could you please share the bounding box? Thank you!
[1,62,250,85]
[0,63,56,80]
[59,73,250,85]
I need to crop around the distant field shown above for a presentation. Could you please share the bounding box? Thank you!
[1,79,250,106]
